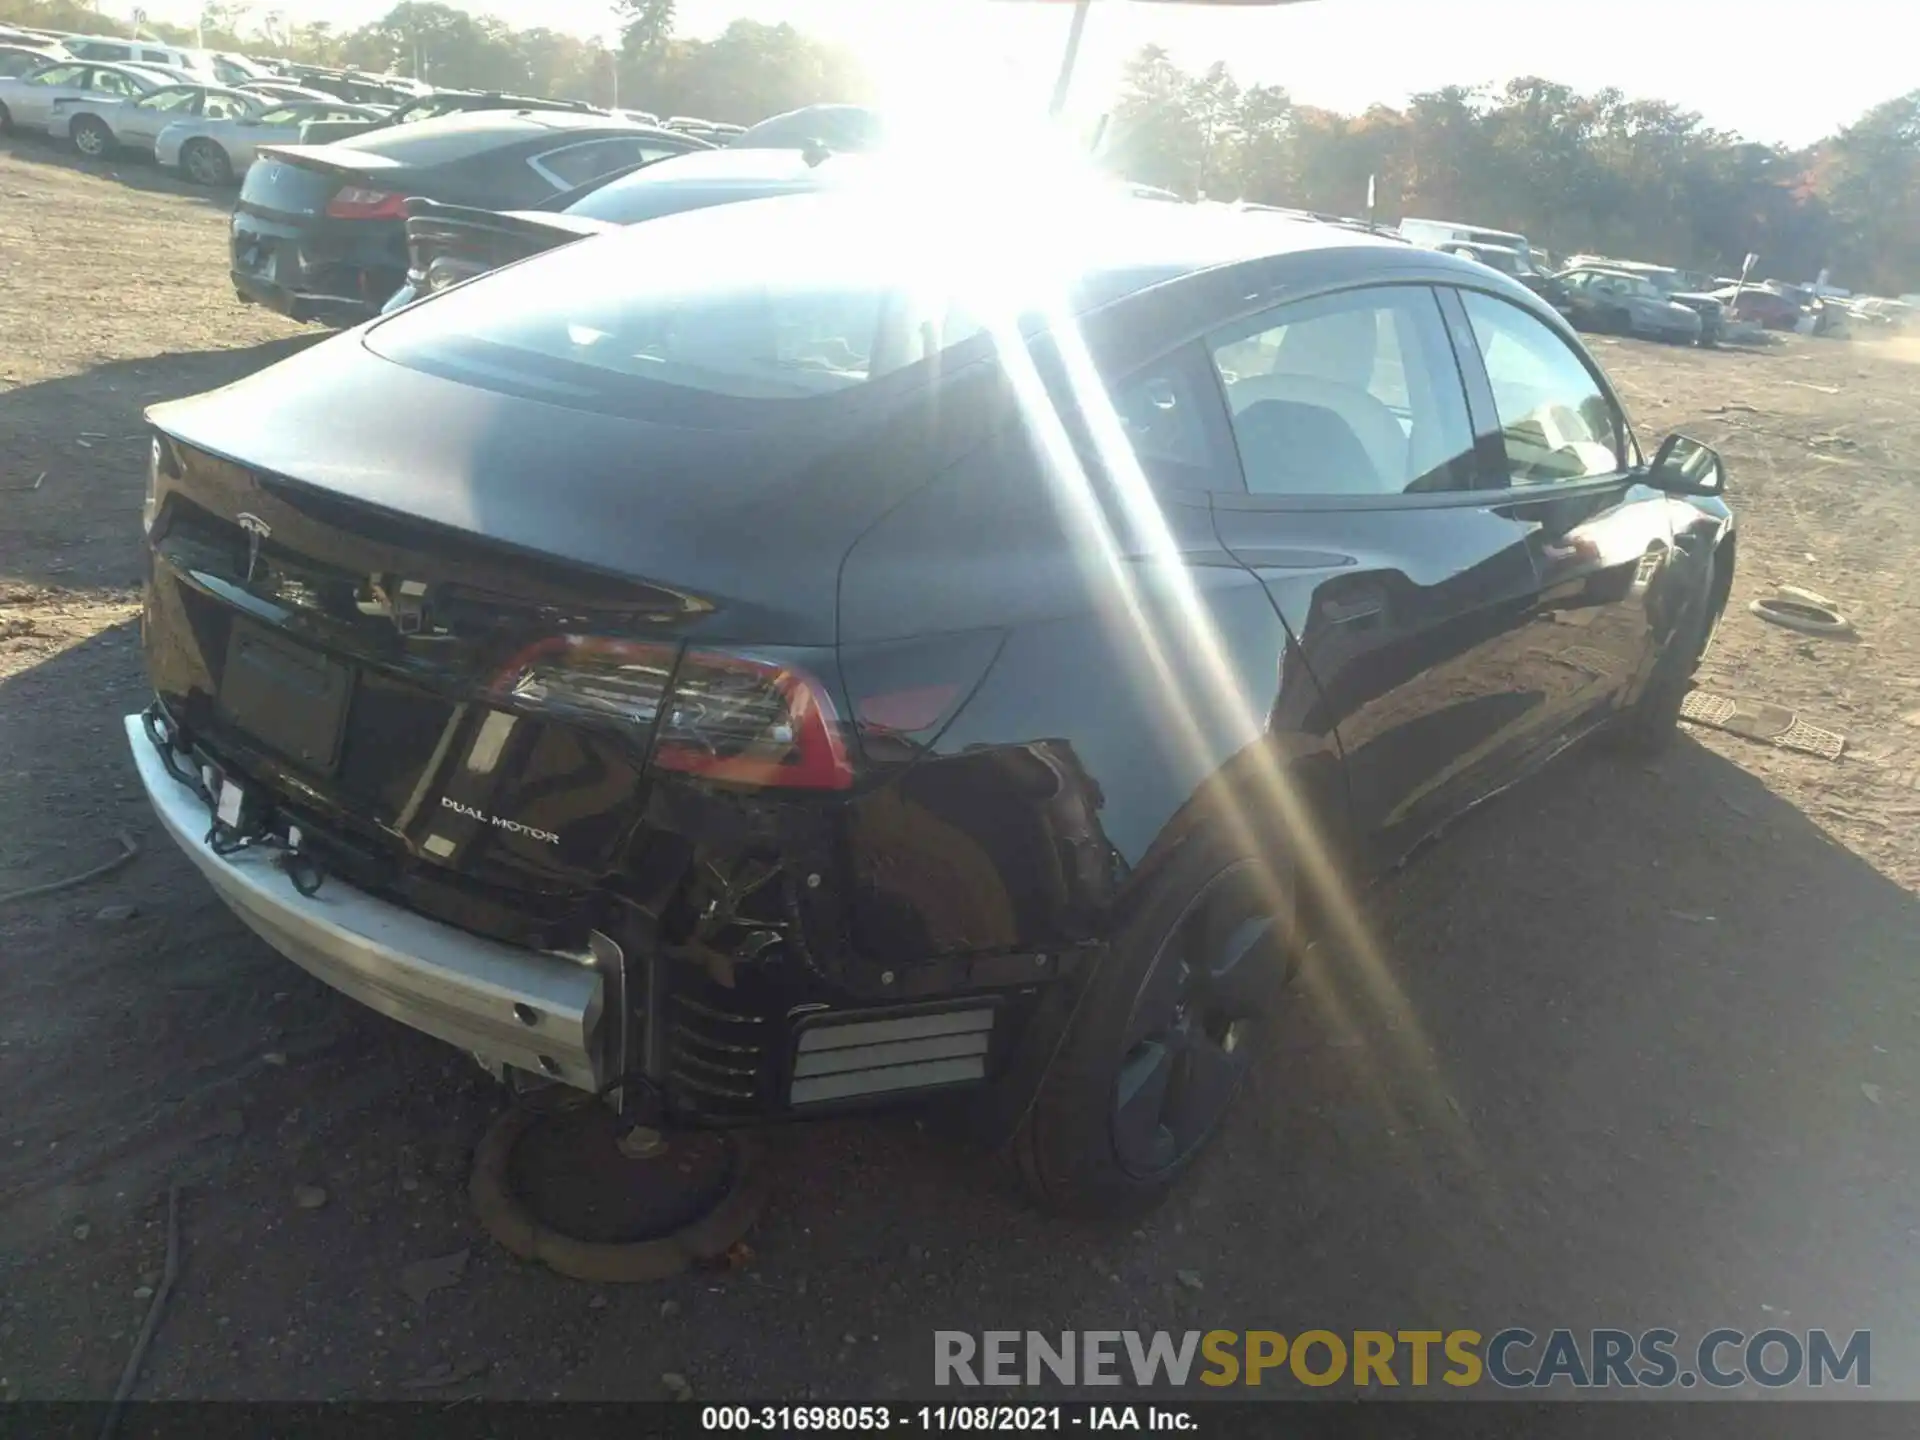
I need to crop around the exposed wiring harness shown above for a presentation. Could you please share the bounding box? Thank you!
[142,707,328,898]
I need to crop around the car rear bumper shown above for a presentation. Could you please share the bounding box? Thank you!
[231,268,376,325]
[126,712,609,1091]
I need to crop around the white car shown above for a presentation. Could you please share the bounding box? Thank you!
[59,36,214,79]
[155,98,385,185]
[49,81,260,158]
[0,59,171,134]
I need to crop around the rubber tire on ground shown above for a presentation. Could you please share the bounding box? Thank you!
[1010,834,1292,1219]
[468,1104,766,1283]
[1608,565,1719,755]
[182,139,232,186]
[71,116,113,158]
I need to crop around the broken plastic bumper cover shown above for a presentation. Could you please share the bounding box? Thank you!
[123,713,606,1091]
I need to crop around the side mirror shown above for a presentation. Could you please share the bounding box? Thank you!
[1647,433,1725,496]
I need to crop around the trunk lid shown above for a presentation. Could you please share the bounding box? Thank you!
[237,145,410,218]
[142,332,913,925]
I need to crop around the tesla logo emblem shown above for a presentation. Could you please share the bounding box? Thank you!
[236,513,271,583]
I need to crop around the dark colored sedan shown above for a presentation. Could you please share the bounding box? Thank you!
[229,110,706,325]
[381,146,870,313]
[134,192,1736,1216]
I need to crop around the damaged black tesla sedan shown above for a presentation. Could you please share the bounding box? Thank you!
[129,186,1736,1216]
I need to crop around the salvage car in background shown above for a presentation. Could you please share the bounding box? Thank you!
[0,59,179,133]
[227,110,709,324]
[50,81,261,159]
[132,191,1735,1217]
[383,145,866,312]
[0,42,66,79]
[296,88,606,145]
[1442,241,1573,315]
[1580,260,1727,345]
[157,98,388,185]
[1712,283,1808,331]
[1559,265,1704,343]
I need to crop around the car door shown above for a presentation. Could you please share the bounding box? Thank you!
[12,62,86,125]
[1200,282,1555,873]
[1442,285,1674,744]
[119,84,200,145]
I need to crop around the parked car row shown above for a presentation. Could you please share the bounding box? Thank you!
[1391,222,1898,348]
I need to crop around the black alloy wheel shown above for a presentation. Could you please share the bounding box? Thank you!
[1013,841,1294,1218]
[1110,867,1275,1178]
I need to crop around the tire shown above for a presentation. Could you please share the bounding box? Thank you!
[182,138,232,187]
[70,115,114,159]
[1011,834,1296,1218]
[1608,564,1719,755]
[0,102,13,133]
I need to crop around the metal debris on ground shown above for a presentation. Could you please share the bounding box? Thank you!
[1680,690,1847,760]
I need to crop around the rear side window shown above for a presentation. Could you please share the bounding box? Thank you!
[1459,289,1624,485]
[1107,344,1238,492]
[1208,285,1476,496]
[531,138,686,190]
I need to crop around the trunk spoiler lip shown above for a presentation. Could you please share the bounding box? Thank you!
[138,413,716,621]
[253,142,411,179]
[401,195,614,241]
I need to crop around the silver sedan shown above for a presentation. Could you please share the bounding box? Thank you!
[49,81,261,157]
[0,59,170,133]
[155,99,385,185]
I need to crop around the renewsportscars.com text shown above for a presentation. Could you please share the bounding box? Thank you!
[934,1328,1870,1390]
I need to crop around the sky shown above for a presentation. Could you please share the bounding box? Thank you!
[126,0,1909,146]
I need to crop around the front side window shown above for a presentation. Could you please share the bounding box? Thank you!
[1460,289,1624,486]
[90,70,138,96]
[1208,285,1475,497]
[202,93,250,120]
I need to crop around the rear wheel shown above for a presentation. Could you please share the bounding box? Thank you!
[70,115,114,159]
[182,138,232,187]
[1012,837,1295,1218]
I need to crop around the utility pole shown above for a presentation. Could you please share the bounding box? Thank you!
[1048,0,1093,119]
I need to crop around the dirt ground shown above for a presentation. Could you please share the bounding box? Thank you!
[3,137,1919,1403]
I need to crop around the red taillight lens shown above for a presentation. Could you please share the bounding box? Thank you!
[492,638,853,791]
[326,186,406,220]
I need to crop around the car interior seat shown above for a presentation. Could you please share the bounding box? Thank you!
[1223,307,1410,487]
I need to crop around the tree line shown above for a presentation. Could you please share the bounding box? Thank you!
[1105,47,1919,295]
[1,0,870,128]
[5,1,1914,294]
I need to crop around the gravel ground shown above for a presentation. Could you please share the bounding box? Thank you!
[3,136,1918,1403]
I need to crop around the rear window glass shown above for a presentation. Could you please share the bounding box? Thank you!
[331,117,542,164]
[367,192,998,404]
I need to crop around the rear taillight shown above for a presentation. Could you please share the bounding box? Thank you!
[493,638,854,791]
[326,186,406,220]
